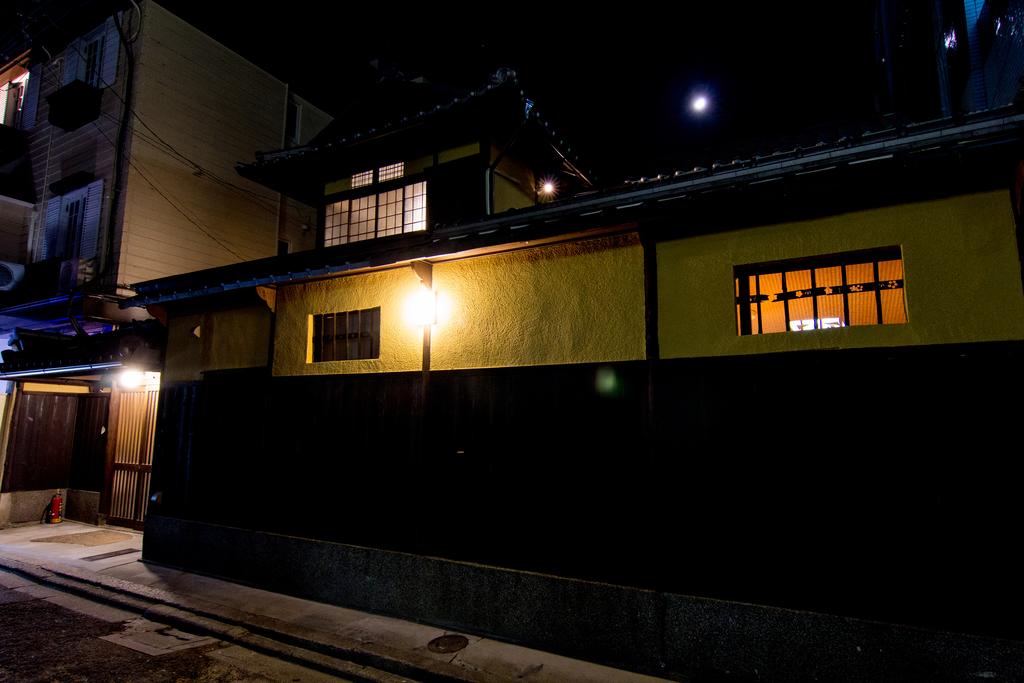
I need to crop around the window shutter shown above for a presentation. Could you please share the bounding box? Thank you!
[99,17,120,87]
[79,180,104,260]
[20,64,41,130]
[62,39,81,85]
[41,196,62,261]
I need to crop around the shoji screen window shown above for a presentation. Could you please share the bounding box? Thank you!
[735,247,907,336]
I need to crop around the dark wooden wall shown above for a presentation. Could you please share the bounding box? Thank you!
[70,395,109,491]
[149,341,1023,641]
[2,392,78,492]
[2,391,110,495]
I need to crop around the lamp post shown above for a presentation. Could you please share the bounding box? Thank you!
[410,260,436,460]
[410,261,435,375]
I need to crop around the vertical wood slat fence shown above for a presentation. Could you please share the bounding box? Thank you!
[103,385,159,529]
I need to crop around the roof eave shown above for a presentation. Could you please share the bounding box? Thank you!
[127,108,1024,308]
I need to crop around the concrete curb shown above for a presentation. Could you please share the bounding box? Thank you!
[0,555,506,683]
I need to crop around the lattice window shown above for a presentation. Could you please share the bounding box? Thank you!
[735,248,907,335]
[311,308,381,362]
[324,180,427,246]
[378,162,404,182]
[352,170,373,188]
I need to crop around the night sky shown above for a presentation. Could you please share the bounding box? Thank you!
[152,4,882,181]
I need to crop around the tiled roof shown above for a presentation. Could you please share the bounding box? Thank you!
[247,69,586,175]
[126,106,1024,308]
[0,319,162,378]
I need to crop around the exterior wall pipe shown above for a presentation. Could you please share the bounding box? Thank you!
[97,7,138,289]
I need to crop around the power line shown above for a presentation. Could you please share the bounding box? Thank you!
[30,7,246,262]
[91,120,247,261]
[38,7,295,216]
[129,162,248,261]
[106,112,280,212]
[128,108,280,204]
[31,7,309,263]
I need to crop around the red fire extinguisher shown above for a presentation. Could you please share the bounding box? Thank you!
[47,491,63,524]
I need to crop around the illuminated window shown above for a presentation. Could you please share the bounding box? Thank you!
[311,308,380,362]
[378,162,404,182]
[0,70,31,128]
[324,180,427,246]
[351,170,373,188]
[734,247,907,336]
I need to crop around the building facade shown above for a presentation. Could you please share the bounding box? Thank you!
[0,0,330,528]
[128,71,1024,680]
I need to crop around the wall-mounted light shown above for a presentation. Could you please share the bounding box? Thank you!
[409,285,437,327]
[119,369,145,389]
[408,260,437,328]
[118,369,160,390]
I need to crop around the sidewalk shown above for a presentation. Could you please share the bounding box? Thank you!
[0,521,672,683]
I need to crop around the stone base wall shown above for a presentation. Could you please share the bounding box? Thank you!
[144,515,1024,682]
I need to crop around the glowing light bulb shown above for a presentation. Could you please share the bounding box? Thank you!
[407,286,436,327]
[691,95,709,114]
[119,370,144,389]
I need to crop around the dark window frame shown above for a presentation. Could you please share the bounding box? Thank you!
[311,307,381,362]
[82,37,103,87]
[734,246,906,336]
[62,195,85,258]
[285,98,301,145]
[321,163,428,247]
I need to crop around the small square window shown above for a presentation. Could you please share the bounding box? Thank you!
[378,162,404,182]
[311,307,380,361]
[352,170,373,188]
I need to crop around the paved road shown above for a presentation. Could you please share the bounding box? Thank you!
[0,574,344,682]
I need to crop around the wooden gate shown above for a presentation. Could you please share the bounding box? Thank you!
[1,391,79,494]
[102,385,159,529]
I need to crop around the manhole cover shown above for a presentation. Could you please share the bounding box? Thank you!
[427,634,469,653]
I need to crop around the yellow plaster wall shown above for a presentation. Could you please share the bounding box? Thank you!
[439,142,480,164]
[21,383,91,394]
[164,313,203,383]
[658,191,1024,358]
[274,269,425,375]
[431,234,646,369]
[272,234,647,375]
[490,145,536,214]
[493,174,534,213]
[164,305,272,382]
[324,144,480,197]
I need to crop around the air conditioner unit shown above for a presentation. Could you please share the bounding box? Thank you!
[0,261,25,292]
